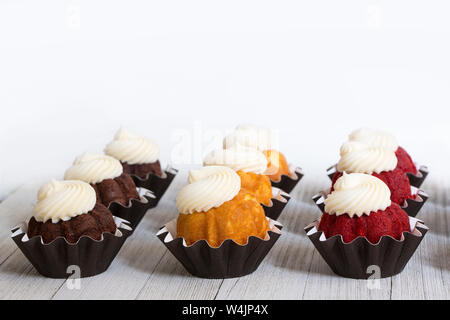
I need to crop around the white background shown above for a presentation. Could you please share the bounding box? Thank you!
[1,0,449,200]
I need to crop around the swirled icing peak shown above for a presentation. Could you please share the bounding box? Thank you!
[176,166,241,214]
[105,127,160,165]
[223,124,278,151]
[325,173,391,217]
[33,180,97,223]
[337,141,398,174]
[203,147,268,174]
[349,128,398,151]
[64,153,123,184]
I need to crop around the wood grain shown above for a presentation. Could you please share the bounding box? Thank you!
[0,174,448,300]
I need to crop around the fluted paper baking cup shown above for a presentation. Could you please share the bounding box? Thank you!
[11,216,132,279]
[270,166,304,194]
[406,165,429,188]
[157,218,282,279]
[262,187,291,220]
[312,186,428,217]
[327,164,429,188]
[107,188,157,231]
[305,217,428,279]
[130,166,178,204]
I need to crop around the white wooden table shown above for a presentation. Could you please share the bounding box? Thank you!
[0,172,448,300]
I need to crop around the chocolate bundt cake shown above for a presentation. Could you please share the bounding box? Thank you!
[105,128,162,179]
[28,203,116,244]
[27,180,117,244]
[91,174,140,207]
[64,154,139,207]
[122,161,162,179]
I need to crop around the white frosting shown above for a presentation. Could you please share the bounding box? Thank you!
[349,128,398,151]
[176,166,241,214]
[325,173,391,217]
[33,180,97,223]
[337,141,398,174]
[105,128,160,165]
[223,124,277,151]
[203,147,268,174]
[64,154,123,184]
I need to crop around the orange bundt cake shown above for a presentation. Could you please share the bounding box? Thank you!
[223,124,291,182]
[203,147,272,206]
[64,154,139,207]
[27,180,117,244]
[176,166,270,248]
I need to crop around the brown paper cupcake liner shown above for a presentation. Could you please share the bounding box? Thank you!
[304,217,428,279]
[312,187,428,217]
[157,218,283,279]
[270,166,304,194]
[107,188,157,231]
[11,216,132,279]
[130,166,178,204]
[406,164,429,188]
[262,187,291,220]
[327,164,429,188]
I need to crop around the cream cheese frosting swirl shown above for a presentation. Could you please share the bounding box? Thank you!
[325,173,391,217]
[33,180,97,223]
[105,128,160,165]
[64,154,123,184]
[337,141,398,174]
[176,166,241,214]
[203,147,268,174]
[349,128,398,151]
[223,124,278,151]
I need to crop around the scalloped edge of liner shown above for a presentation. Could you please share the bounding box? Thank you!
[157,218,283,249]
[11,216,132,246]
[270,166,304,194]
[312,186,429,217]
[304,217,428,246]
[129,165,178,182]
[326,163,429,188]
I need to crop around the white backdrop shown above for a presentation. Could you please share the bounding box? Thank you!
[1,0,449,200]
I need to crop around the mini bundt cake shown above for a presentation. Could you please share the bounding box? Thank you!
[203,147,272,205]
[105,127,163,179]
[319,173,410,244]
[349,128,418,175]
[334,140,413,205]
[223,124,292,181]
[262,150,290,182]
[176,166,270,248]
[64,153,139,207]
[27,180,117,244]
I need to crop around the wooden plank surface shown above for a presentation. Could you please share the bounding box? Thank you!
[0,173,448,300]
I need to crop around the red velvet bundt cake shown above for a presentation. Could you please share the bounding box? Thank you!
[64,154,139,207]
[395,146,417,175]
[319,173,410,244]
[105,128,163,179]
[335,140,413,205]
[349,128,417,175]
[27,180,117,244]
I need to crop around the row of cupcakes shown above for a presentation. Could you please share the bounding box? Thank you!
[157,124,305,278]
[307,128,429,279]
[12,128,177,278]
